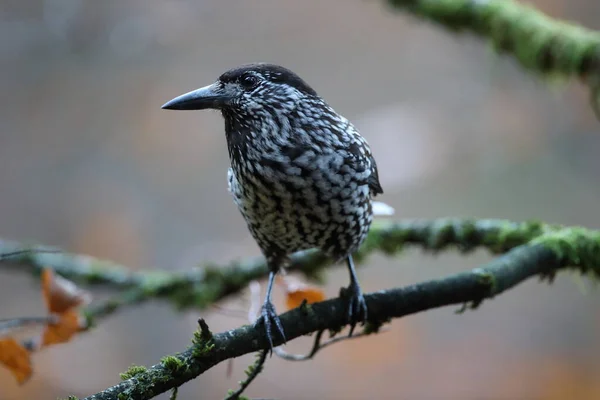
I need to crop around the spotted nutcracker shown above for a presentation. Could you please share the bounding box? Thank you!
[162,63,385,351]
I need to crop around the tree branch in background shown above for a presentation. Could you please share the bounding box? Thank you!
[2,218,598,398]
[1,218,549,326]
[385,0,600,117]
[1,1,599,397]
[224,350,268,400]
[81,233,600,400]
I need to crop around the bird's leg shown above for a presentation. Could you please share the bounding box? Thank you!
[345,255,367,336]
[254,270,286,353]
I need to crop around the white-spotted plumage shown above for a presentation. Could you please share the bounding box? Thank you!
[164,63,385,351]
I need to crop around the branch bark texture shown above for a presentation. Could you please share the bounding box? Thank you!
[385,0,600,117]
[3,219,600,399]
[386,0,600,81]
[2,2,600,398]
[2,219,547,323]
[82,238,599,400]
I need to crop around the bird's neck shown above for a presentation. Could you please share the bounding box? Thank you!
[222,109,292,168]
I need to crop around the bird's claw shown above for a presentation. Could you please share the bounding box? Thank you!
[254,301,286,353]
[346,283,368,337]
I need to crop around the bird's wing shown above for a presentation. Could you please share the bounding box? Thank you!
[284,110,383,197]
[367,154,384,196]
[344,129,383,197]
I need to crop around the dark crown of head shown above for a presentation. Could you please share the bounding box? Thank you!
[219,63,318,97]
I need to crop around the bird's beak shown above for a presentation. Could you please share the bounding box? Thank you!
[161,83,230,110]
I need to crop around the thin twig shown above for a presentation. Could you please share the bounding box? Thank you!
[274,328,389,361]
[0,218,550,291]
[225,350,268,400]
[1,219,552,331]
[0,316,58,337]
[386,0,600,82]
[81,239,600,400]
[0,249,60,260]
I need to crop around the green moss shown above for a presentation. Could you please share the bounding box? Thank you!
[244,360,260,377]
[156,371,176,384]
[139,271,178,294]
[371,221,406,256]
[84,268,109,284]
[191,329,216,358]
[81,310,96,329]
[490,220,543,253]
[226,389,250,400]
[193,341,215,357]
[120,364,148,381]
[165,282,220,310]
[85,261,131,285]
[355,221,394,257]
[473,268,497,294]
[428,219,455,250]
[389,0,600,83]
[532,228,600,277]
[457,220,477,245]
[202,264,224,282]
[160,355,185,374]
[524,220,544,235]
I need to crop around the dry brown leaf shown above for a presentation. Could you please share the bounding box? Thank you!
[41,268,91,314]
[40,268,90,347]
[0,269,91,384]
[41,310,85,347]
[277,276,326,310]
[0,338,32,384]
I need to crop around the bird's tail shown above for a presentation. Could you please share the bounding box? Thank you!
[372,201,395,217]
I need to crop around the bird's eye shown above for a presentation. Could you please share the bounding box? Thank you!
[240,74,258,89]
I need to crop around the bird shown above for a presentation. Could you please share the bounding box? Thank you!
[162,63,384,351]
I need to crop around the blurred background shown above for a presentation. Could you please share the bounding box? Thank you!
[1,0,600,399]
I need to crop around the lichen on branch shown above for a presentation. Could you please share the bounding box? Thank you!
[2,218,549,325]
[2,217,600,399]
[385,0,600,116]
[81,232,600,400]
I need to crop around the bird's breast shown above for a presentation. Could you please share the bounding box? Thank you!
[227,150,373,257]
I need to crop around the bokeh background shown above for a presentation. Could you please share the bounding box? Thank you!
[1,0,600,399]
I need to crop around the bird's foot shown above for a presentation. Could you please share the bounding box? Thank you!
[345,282,368,337]
[254,300,286,353]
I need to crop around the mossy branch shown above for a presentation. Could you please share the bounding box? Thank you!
[385,0,600,116]
[1,219,548,325]
[2,219,599,398]
[81,235,600,400]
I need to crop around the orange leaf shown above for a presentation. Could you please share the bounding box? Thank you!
[277,276,326,310]
[286,288,326,310]
[41,268,91,314]
[0,338,32,384]
[41,310,85,347]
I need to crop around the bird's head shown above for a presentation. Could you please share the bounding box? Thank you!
[161,63,318,117]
